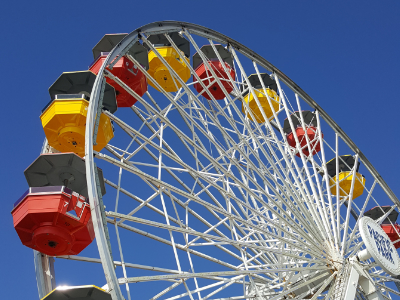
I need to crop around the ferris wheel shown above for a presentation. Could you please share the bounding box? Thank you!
[12,21,400,300]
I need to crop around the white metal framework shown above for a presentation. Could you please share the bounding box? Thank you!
[36,21,400,300]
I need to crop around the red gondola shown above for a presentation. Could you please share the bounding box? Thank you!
[365,206,400,249]
[12,186,94,256]
[193,45,235,100]
[284,111,323,157]
[90,34,148,107]
[12,153,106,256]
[382,224,400,248]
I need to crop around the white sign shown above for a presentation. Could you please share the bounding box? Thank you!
[359,216,400,275]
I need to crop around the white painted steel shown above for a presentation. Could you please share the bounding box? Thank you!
[343,266,359,300]
[34,250,55,298]
[34,21,399,300]
[34,139,56,299]
[86,74,125,300]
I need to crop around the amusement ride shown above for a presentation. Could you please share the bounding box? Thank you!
[11,21,400,300]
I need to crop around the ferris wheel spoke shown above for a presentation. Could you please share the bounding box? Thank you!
[249,66,318,232]
[271,89,328,241]
[371,273,400,285]
[113,222,132,300]
[101,122,324,252]
[307,106,339,247]
[109,105,226,177]
[185,34,312,215]
[129,181,320,258]
[379,293,393,300]
[118,266,331,285]
[114,58,320,244]
[267,270,334,300]
[107,210,325,262]
[334,134,342,243]
[340,154,360,255]
[223,142,320,247]
[163,188,277,264]
[57,255,183,274]
[162,275,251,300]
[150,281,185,300]
[345,240,364,257]
[160,195,310,260]
[105,144,132,158]
[346,180,377,255]
[276,97,334,245]
[130,109,223,185]
[245,59,328,242]
[258,139,319,241]
[376,283,400,297]
[182,281,199,300]
[107,133,200,195]
[186,217,229,246]
[309,271,337,300]
[107,217,241,270]
[222,87,310,221]
[118,191,269,268]
[202,279,238,300]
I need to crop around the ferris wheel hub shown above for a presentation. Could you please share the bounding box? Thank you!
[329,252,344,271]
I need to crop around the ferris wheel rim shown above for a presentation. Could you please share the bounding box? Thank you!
[94,20,397,206]
[80,21,399,300]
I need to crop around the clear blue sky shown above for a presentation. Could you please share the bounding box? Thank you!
[1,1,400,299]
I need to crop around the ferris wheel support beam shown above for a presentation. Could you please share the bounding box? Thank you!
[34,250,56,299]
[343,260,384,300]
[34,139,56,299]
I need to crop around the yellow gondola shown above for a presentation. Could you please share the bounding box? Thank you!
[41,95,113,157]
[41,285,111,300]
[326,155,366,199]
[146,32,191,92]
[242,73,280,123]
